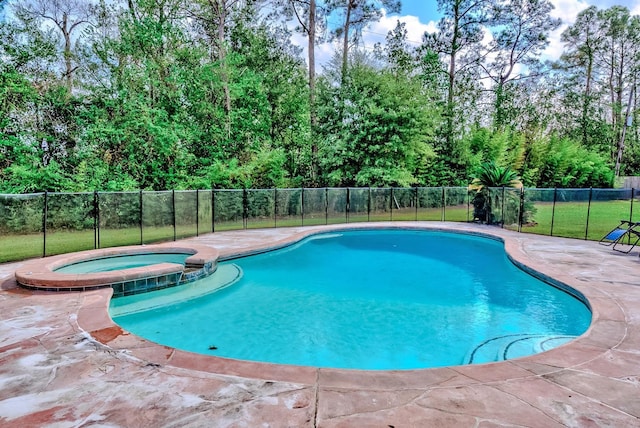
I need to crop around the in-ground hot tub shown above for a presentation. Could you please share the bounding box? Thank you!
[14,244,219,297]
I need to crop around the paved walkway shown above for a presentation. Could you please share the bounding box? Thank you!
[0,222,639,427]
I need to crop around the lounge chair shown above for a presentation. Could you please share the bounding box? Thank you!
[599,220,640,253]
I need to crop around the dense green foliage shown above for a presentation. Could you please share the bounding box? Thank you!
[0,0,636,193]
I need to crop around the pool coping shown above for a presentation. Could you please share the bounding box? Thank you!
[75,223,627,387]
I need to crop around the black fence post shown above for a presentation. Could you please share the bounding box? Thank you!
[630,188,635,224]
[301,187,305,226]
[325,187,329,225]
[172,189,177,241]
[390,187,394,221]
[139,190,143,244]
[518,187,525,233]
[441,187,445,221]
[501,186,506,228]
[585,187,593,240]
[346,187,350,223]
[211,188,216,233]
[242,188,248,229]
[42,191,48,257]
[368,187,371,222]
[93,190,99,249]
[196,189,200,237]
[274,188,278,228]
[94,191,102,248]
[550,188,558,237]
[467,187,471,222]
[415,187,419,221]
[97,191,102,248]
[443,187,447,221]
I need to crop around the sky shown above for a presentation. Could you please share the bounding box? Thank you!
[305,0,640,69]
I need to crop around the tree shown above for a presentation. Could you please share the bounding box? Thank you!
[596,7,640,177]
[185,0,261,140]
[0,0,633,193]
[0,68,40,191]
[79,0,203,189]
[228,15,311,176]
[0,4,85,186]
[317,57,438,187]
[376,20,415,77]
[560,6,602,148]
[329,0,400,82]
[486,0,561,130]
[424,0,492,146]
[13,0,92,92]
[271,0,328,184]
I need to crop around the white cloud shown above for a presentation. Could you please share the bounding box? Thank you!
[544,0,640,61]
[290,24,339,71]
[297,9,438,69]
[367,10,438,47]
[549,0,590,21]
[543,0,590,61]
[544,27,568,62]
[298,1,640,69]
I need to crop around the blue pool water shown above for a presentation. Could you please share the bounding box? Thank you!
[111,230,591,370]
[56,253,189,273]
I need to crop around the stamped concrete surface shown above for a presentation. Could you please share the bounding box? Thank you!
[0,222,639,427]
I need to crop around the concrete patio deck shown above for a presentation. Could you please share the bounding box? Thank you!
[1,222,639,427]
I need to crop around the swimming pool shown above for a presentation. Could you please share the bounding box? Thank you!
[111,229,591,370]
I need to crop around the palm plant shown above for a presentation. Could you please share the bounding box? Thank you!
[470,162,521,224]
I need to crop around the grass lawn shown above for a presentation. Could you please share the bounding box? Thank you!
[0,233,46,263]
[0,226,196,263]
[521,200,637,240]
[0,200,635,264]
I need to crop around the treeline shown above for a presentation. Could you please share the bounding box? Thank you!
[0,0,637,193]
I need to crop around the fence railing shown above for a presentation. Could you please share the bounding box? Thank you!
[0,187,638,263]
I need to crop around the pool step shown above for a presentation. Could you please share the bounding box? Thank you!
[466,334,577,364]
[109,264,243,317]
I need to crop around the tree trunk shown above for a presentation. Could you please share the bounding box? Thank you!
[62,12,73,92]
[635,77,639,153]
[216,1,232,140]
[608,49,616,153]
[309,0,318,183]
[446,3,459,149]
[494,80,505,130]
[615,50,625,150]
[341,0,353,84]
[615,86,634,177]
[582,48,593,147]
